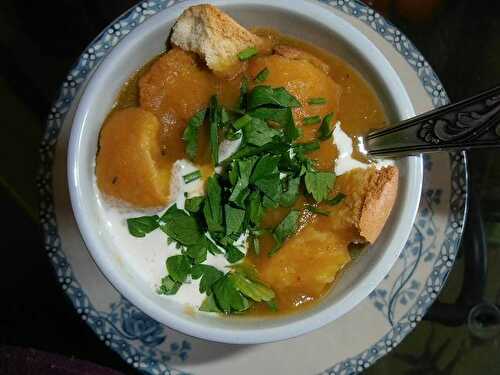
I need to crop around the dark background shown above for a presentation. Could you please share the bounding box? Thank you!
[1,0,500,374]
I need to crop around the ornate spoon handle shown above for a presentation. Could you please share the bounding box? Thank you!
[364,85,500,157]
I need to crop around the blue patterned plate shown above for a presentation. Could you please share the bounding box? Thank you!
[39,0,467,373]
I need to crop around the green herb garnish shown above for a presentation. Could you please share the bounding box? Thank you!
[304,171,336,202]
[183,170,201,184]
[127,215,159,237]
[317,112,335,140]
[303,115,321,125]
[238,46,258,60]
[248,85,301,110]
[255,67,270,82]
[182,109,206,161]
[269,209,300,256]
[129,84,350,315]
[158,275,181,295]
[308,97,327,105]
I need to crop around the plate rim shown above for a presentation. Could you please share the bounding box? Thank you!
[38,0,468,373]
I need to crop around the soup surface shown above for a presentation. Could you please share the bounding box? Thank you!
[95,28,389,316]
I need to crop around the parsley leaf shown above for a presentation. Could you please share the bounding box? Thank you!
[225,244,245,264]
[247,85,301,110]
[166,255,191,283]
[254,173,281,203]
[317,112,335,140]
[184,196,204,213]
[247,190,264,226]
[225,204,246,236]
[158,275,181,295]
[233,114,252,130]
[199,294,222,312]
[304,171,336,202]
[242,117,281,147]
[238,46,258,60]
[280,176,301,207]
[213,275,250,313]
[191,264,224,295]
[229,157,258,206]
[127,215,159,237]
[250,154,280,183]
[185,243,208,264]
[160,205,202,245]
[269,209,300,256]
[255,67,270,82]
[230,272,275,302]
[249,107,291,126]
[325,193,346,206]
[182,109,206,160]
[203,176,224,233]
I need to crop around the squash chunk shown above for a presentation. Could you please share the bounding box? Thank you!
[96,108,169,208]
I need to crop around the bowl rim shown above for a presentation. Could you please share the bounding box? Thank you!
[68,0,423,344]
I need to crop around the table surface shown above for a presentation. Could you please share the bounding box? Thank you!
[1,0,500,374]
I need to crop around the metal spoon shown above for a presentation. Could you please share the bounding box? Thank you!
[363,85,500,157]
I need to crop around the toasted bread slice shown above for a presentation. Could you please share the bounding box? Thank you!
[333,165,399,243]
[170,4,262,77]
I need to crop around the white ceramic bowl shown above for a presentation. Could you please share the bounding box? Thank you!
[68,0,422,344]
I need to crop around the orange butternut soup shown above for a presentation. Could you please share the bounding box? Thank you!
[96,28,387,315]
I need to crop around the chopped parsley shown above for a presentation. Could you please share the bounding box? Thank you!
[255,67,270,82]
[127,215,159,237]
[318,112,335,140]
[126,84,347,315]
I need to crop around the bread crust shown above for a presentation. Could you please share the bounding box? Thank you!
[171,4,262,77]
[359,166,399,243]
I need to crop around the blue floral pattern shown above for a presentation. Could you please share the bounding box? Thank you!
[38,1,467,374]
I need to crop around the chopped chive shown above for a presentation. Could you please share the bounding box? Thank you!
[238,47,258,61]
[308,97,327,105]
[303,115,321,125]
[305,204,330,216]
[255,68,270,82]
[183,170,202,184]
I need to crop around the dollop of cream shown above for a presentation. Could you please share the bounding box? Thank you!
[333,123,393,175]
